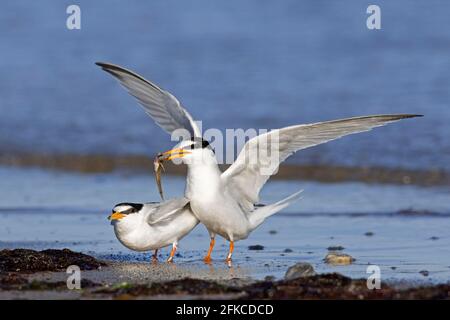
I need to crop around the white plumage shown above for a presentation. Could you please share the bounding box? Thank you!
[98,62,421,263]
[110,198,198,262]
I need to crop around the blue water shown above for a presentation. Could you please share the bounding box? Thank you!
[1,166,449,283]
[1,167,450,214]
[1,1,449,171]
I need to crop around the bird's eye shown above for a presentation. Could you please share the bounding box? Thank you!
[190,143,195,149]
[202,140,210,148]
[122,208,135,214]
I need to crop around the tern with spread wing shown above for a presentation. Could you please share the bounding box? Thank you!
[97,62,422,263]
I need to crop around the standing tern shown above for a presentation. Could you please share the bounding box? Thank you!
[97,62,422,263]
[108,198,198,263]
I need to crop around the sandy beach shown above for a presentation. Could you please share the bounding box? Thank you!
[2,250,450,300]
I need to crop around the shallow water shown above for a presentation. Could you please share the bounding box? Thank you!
[1,0,450,171]
[1,166,449,284]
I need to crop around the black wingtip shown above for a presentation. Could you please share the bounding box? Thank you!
[95,61,114,69]
[403,114,424,119]
[385,114,423,120]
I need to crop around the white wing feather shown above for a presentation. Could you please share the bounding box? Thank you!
[96,62,201,137]
[146,197,191,225]
[222,114,422,211]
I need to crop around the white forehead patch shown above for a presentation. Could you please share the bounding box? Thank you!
[114,205,133,212]
[177,140,194,149]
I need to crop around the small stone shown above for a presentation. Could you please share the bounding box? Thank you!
[429,236,439,241]
[248,245,264,250]
[283,248,293,253]
[364,232,374,237]
[419,270,429,277]
[327,246,345,251]
[269,230,277,235]
[284,262,316,280]
[264,276,275,282]
[324,253,355,265]
[391,266,397,270]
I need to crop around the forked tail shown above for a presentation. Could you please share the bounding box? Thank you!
[248,190,303,230]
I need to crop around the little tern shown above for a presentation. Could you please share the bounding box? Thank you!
[97,62,422,263]
[109,198,198,263]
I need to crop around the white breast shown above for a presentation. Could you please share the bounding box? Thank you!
[113,210,198,251]
[186,165,251,241]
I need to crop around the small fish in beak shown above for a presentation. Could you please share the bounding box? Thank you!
[154,155,165,200]
[153,148,192,200]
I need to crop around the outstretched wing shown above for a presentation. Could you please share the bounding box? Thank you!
[96,62,201,137]
[222,114,422,211]
[146,197,192,225]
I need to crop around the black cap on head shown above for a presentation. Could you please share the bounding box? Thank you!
[189,137,213,151]
[113,203,143,213]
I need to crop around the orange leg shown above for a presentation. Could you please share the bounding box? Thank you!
[203,237,215,263]
[225,241,234,262]
[151,249,159,263]
[167,243,177,263]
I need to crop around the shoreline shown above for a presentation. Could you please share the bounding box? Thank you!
[1,250,449,300]
[1,153,449,187]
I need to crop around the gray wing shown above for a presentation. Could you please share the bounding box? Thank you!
[96,62,201,137]
[222,114,422,211]
[146,197,191,225]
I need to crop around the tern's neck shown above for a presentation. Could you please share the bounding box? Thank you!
[185,160,221,199]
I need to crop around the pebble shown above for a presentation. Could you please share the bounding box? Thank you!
[327,246,345,251]
[324,253,355,265]
[284,262,316,280]
[419,270,429,277]
[283,248,293,253]
[248,245,264,250]
[264,276,276,282]
[364,232,374,237]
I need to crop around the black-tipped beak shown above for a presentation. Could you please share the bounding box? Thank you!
[157,148,191,162]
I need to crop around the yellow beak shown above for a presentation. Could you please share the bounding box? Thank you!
[158,148,191,161]
[108,212,126,221]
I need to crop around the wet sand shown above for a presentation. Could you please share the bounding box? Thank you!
[1,250,449,300]
[2,210,450,285]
